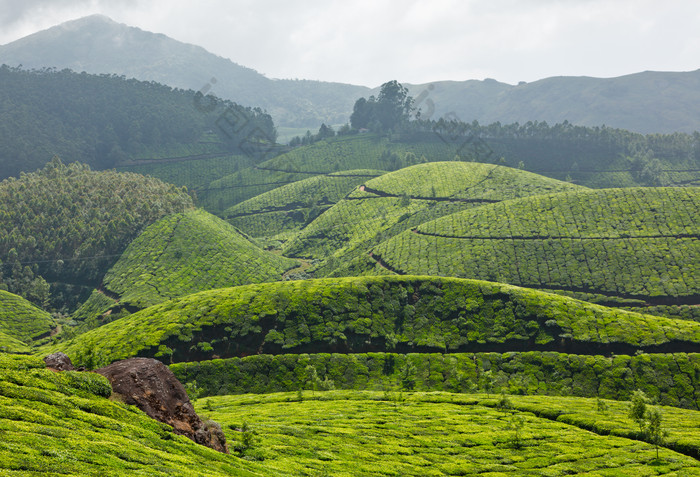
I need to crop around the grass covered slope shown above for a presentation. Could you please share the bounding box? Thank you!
[282,162,584,272]
[372,187,699,305]
[0,331,30,354]
[225,170,385,238]
[197,391,700,476]
[54,276,700,366]
[96,209,298,311]
[0,353,270,476]
[0,290,55,343]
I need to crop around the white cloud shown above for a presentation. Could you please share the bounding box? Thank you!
[1,0,699,86]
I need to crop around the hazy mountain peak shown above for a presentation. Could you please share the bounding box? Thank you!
[0,15,368,127]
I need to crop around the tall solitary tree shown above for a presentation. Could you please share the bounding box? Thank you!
[350,80,414,132]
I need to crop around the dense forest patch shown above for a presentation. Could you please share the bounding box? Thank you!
[0,66,275,179]
[0,159,193,311]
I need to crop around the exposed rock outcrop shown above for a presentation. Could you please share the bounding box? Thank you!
[95,357,227,453]
[44,352,76,371]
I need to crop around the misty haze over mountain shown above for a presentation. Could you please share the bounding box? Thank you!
[1,14,699,133]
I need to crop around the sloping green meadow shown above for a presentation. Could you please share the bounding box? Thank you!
[51,276,700,367]
[0,330,30,354]
[0,289,55,343]
[195,391,700,476]
[372,187,700,305]
[0,353,272,476]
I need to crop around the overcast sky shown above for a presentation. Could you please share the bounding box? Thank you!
[1,0,699,87]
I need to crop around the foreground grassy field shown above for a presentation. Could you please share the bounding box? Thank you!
[196,391,700,476]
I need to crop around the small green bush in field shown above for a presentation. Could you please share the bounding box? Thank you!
[629,389,649,433]
[507,413,525,448]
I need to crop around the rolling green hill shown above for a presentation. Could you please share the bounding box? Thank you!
[225,169,385,238]
[74,209,298,325]
[0,353,271,476]
[370,188,700,312]
[199,126,699,218]
[0,290,55,345]
[51,276,700,367]
[282,162,585,274]
[0,159,194,311]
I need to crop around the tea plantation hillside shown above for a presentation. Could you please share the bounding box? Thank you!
[73,209,298,327]
[0,353,273,476]
[198,134,462,213]
[283,162,584,274]
[51,276,700,367]
[0,290,55,345]
[0,331,30,354]
[195,391,700,476]
[225,169,385,239]
[0,158,194,312]
[370,187,699,315]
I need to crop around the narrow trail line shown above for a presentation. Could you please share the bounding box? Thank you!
[358,185,499,203]
[412,230,700,241]
[368,252,405,275]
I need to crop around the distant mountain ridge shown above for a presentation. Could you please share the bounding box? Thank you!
[1,15,699,133]
[0,15,368,128]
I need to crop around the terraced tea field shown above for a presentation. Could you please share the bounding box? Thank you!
[196,391,700,476]
[226,170,384,238]
[199,134,468,213]
[371,187,700,312]
[0,290,55,344]
[282,162,583,273]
